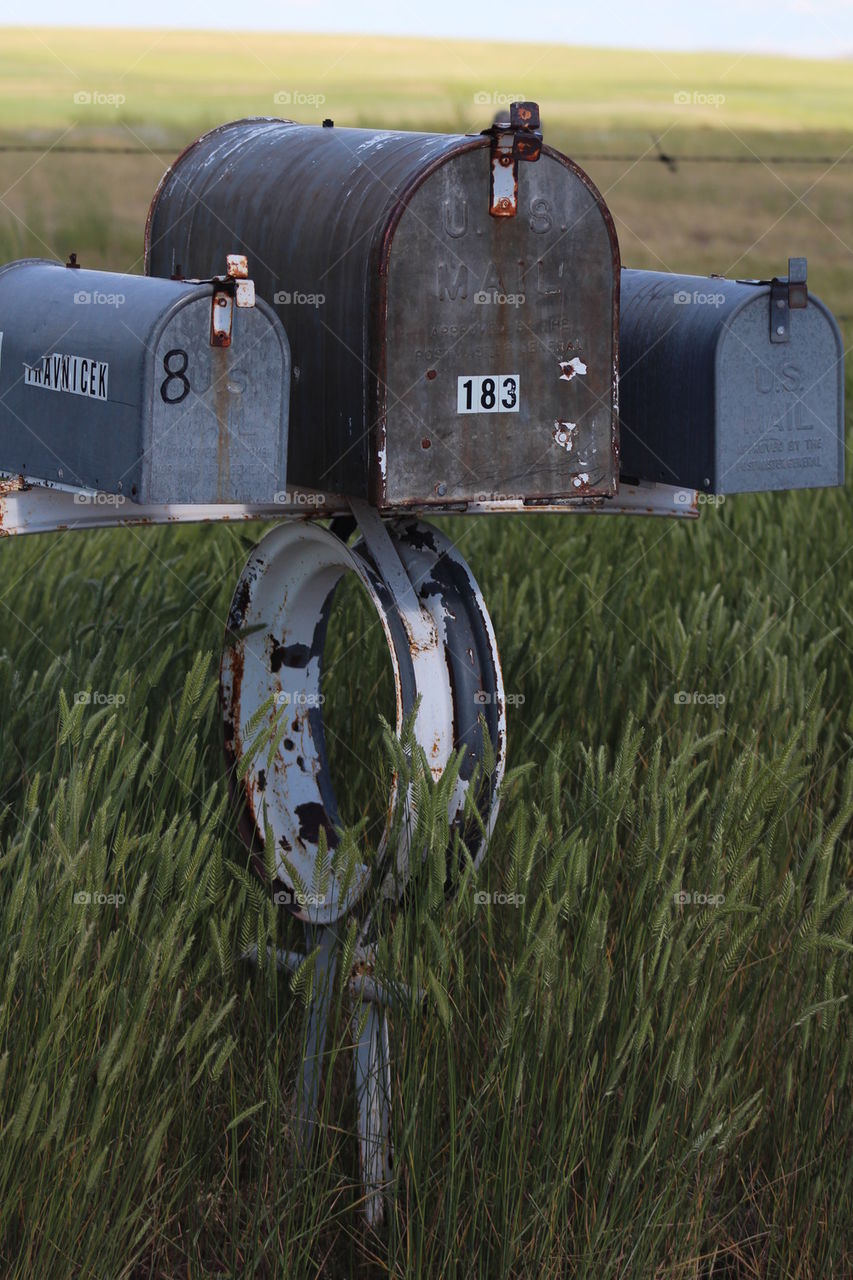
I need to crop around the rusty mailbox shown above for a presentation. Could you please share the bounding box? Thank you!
[145,106,620,508]
[0,257,290,504]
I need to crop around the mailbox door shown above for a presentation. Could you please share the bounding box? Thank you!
[379,145,619,507]
[144,296,290,504]
[715,294,844,494]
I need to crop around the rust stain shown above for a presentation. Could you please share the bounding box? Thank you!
[559,357,587,382]
[226,254,248,279]
[213,347,232,504]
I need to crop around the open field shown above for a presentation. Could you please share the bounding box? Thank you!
[0,28,851,1279]
[2,29,853,315]
[2,27,853,134]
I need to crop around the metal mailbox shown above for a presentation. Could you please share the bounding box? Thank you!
[0,258,290,503]
[145,109,620,509]
[618,264,844,494]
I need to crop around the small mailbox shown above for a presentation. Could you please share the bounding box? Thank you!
[618,264,844,494]
[145,109,620,509]
[0,259,290,503]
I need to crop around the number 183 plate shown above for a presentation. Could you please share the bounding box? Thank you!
[457,374,520,414]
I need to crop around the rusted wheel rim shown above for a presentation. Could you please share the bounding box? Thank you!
[221,518,504,924]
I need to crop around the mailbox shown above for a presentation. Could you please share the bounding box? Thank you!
[145,109,620,509]
[0,258,290,503]
[618,264,844,494]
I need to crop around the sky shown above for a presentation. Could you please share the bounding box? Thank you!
[3,0,853,58]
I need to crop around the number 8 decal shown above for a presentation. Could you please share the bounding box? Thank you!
[160,348,191,404]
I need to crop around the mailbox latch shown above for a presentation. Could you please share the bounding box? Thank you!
[770,256,808,344]
[210,254,256,348]
[482,101,543,218]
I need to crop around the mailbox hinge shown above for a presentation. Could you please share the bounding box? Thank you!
[482,101,543,218]
[770,256,808,344]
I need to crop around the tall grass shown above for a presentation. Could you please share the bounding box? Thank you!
[0,450,850,1274]
[1,26,852,1273]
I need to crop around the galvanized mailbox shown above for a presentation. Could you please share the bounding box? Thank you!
[0,258,290,503]
[618,263,844,494]
[145,108,620,508]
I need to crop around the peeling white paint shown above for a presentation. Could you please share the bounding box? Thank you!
[552,421,578,451]
[572,472,590,488]
[559,357,588,381]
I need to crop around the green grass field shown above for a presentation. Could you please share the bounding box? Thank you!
[0,27,851,1279]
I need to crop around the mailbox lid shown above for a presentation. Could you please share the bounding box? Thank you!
[0,259,290,503]
[380,144,619,505]
[142,288,290,504]
[715,289,844,493]
[618,269,844,494]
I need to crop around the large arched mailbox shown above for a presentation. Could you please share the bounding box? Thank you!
[144,111,620,509]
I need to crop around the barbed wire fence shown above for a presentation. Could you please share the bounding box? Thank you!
[1,143,853,163]
[2,142,850,318]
